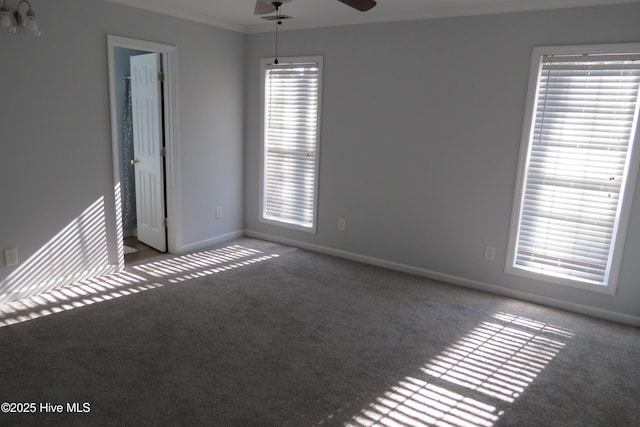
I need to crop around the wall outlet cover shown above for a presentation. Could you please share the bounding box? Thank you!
[484,246,496,261]
[4,248,18,266]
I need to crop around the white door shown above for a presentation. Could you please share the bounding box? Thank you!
[130,53,166,252]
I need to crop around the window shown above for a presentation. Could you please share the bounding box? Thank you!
[260,57,323,232]
[506,44,640,294]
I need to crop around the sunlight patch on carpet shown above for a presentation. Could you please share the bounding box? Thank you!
[347,313,574,427]
[132,245,279,283]
[0,271,152,327]
[0,245,279,327]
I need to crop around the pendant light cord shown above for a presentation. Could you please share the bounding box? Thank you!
[274,5,280,64]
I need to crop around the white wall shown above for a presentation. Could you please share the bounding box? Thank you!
[244,4,640,324]
[0,0,244,303]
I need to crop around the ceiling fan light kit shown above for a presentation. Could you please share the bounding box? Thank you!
[254,0,377,64]
[254,0,291,16]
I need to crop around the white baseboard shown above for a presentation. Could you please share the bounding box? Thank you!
[0,264,119,306]
[244,230,640,327]
[180,230,245,254]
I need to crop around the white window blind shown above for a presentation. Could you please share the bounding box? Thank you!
[262,60,322,231]
[508,47,640,290]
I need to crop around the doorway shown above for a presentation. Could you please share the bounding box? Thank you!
[107,35,180,268]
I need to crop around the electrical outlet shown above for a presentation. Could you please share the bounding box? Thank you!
[4,248,18,266]
[338,218,346,231]
[484,246,496,261]
[216,207,222,219]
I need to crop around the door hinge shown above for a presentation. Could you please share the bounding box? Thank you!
[163,218,168,228]
[158,72,165,82]
[160,147,166,157]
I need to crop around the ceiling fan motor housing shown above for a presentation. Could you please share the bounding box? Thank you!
[256,0,375,16]
[271,0,290,7]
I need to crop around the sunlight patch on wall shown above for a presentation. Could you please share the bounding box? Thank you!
[114,182,125,271]
[0,197,115,305]
[132,245,279,283]
[347,313,573,427]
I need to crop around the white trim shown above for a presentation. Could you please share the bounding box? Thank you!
[259,56,324,234]
[107,35,182,271]
[505,42,640,295]
[105,0,640,35]
[244,230,640,327]
[180,230,245,254]
[0,265,118,305]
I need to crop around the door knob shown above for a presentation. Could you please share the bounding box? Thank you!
[130,159,140,165]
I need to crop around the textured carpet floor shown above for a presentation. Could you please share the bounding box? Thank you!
[0,238,638,426]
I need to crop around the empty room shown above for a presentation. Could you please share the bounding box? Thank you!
[1,0,639,425]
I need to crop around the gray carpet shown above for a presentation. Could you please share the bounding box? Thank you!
[0,238,638,426]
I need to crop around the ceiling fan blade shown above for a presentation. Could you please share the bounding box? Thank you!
[254,0,277,15]
[337,0,377,12]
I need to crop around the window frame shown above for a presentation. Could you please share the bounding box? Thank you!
[259,56,323,233]
[506,43,640,295]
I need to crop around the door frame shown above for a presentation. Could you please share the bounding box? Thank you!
[107,34,181,269]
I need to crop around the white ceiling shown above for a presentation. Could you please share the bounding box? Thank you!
[106,0,638,33]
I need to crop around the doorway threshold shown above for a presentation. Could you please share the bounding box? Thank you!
[124,236,163,265]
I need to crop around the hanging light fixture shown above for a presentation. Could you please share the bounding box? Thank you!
[0,0,41,36]
[272,1,283,64]
[255,0,293,65]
